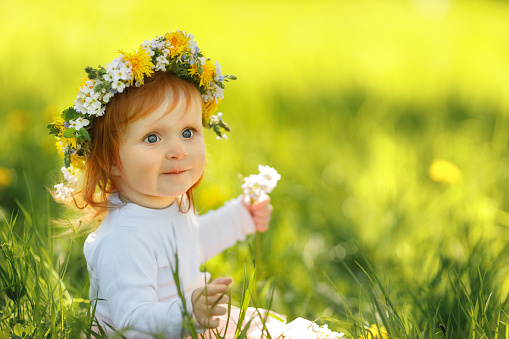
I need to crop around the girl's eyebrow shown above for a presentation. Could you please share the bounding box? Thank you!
[134,112,201,135]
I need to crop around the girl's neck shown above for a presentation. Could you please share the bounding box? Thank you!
[117,192,176,209]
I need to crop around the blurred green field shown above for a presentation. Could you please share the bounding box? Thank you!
[1,0,509,337]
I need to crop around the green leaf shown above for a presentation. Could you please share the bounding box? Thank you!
[47,124,60,136]
[13,323,23,337]
[63,107,80,122]
[236,318,254,339]
[79,128,91,142]
[63,128,76,138]
[85,66,98,79]
[64,153,71,168]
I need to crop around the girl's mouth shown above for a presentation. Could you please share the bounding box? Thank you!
[164,169,187,175]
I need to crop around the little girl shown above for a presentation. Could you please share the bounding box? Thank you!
[49,31,282,338]
[50,31,344,339]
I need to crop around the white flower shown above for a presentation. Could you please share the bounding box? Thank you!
[202,84,224,104]
[258,165,281,193]
[141,40,156,56]
[242,165,280,204]
[61,166,79,184]
[97,105,106,116]
[103,73,115,82]
[111,80,126,93]
[106,56,125,72]
[214,61,223,81]
[59,142,68,155]
[155,55,169,71]
[69,117,90,130]
[202,92,214,103]
[189,39,199,55]
[73,102,85,114]
[84,96,99,108]
[54,183,75,201]
[102,91,114,103]
[85,79,95,88]
[112,67,130,81]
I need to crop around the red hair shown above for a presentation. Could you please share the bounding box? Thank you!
[73,72,204,222]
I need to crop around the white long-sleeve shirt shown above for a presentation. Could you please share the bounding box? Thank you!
[83,193,256,338]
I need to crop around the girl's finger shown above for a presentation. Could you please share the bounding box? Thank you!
[207,294,229,305]
[209,305,227,317]
[202,284,228,296]
[256,224,269,232]
[252,199,272,211]
[203,317,220,329]
[253,214,271,223]
[210,277,233,286]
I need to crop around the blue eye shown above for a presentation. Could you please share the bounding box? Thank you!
[144,134,160,143]
[182,129,194,139]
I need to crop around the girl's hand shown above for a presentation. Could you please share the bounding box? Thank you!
[243,195,273,233]
[192,277,232,328]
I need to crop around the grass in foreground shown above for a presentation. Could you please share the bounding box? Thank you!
[0,196,508,338]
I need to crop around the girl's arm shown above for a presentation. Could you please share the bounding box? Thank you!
[196,195,272,262]
[87,227,198,338]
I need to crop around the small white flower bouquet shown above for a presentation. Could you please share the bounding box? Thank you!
[241,165,281,204]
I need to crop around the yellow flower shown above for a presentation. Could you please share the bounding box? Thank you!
[189,58,215,89]
[203,99,221,122]
[429,159,462,185]
[121,47,154,85]
[77,77,91,91]
[70,154,86,171]
[52,117,66,137]
[56,139,64,158]
[165,31,191,58]
[0,167,12,189]
[360,325,389,339]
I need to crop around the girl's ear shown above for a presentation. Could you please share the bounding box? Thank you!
[111,163,121,177]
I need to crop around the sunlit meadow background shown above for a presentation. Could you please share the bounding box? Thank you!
[1,0,509,337]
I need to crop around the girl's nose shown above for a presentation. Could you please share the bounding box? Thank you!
[166,140,188,160]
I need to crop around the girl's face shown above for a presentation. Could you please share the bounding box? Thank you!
[112,92,206,209]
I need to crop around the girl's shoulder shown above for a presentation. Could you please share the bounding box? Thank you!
[84,201,189,249]
[83,218,157,269]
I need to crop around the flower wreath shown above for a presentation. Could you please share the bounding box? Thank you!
[47,30,236,200]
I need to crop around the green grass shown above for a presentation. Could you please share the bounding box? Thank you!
[1,87,509,339]
[1,188,508,338]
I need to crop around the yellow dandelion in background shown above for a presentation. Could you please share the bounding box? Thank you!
[7,110,30,133]
[121,47,154,85]
[165,31,191,57]
[429,159,462,184]
[0,167,12,189]
[360,324,389,339]
[189,59,215,89]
